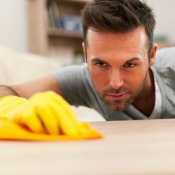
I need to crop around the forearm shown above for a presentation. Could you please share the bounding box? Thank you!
[0,85,19,98]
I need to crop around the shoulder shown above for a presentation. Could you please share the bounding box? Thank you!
[52,63,88,80]
[154,47,175,68]
[153,47,175,93]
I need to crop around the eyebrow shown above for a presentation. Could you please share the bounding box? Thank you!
[125,57,141,63]
[91,58,106,63]
[91,57,141,63]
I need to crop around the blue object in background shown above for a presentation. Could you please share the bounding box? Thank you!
[60,16,82,32]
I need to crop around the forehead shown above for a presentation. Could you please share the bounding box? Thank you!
[86,27,148,58]
[86,26,147,42]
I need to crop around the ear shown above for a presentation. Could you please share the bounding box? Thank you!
[82,42,87,62]
[149,43,158,67]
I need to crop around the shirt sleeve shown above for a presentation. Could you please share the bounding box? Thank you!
[52,63,92,106]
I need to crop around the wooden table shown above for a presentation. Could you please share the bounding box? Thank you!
[0,119,175,175]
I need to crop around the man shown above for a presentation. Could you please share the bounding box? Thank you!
[0,0,175,134]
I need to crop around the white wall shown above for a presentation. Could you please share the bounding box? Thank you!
[146,0,175,42]
[0,0,28,52]
[0,0,174,52]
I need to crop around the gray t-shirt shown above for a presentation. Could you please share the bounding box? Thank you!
[53,47,175,120]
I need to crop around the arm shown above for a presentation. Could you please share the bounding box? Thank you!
[0,74,65,99]
[0,67,98,135]
[0,74,81,135]
[0,85,19,97]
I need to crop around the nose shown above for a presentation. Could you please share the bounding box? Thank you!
[109,69,124,89]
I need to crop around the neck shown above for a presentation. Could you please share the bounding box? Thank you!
[133,69,155,116]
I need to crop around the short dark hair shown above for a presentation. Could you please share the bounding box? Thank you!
[81,0,156,55]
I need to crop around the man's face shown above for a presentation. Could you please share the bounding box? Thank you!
[83,27,156,111]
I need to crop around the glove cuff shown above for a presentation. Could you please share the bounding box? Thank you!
[0,96,27,118]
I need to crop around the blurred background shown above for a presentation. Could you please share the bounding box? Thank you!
[0,0,174,66]
[0,0,174,121]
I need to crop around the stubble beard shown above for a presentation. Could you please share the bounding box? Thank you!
[97,76,147,111]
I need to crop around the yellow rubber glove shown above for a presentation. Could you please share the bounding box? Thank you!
[0,91,87,136]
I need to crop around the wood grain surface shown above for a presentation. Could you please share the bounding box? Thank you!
[0,119,175,175]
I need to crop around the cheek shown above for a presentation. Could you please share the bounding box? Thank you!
[128,75,143,88]
[125,67,149,90]
[89,68,109,89]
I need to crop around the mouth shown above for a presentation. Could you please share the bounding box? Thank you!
[105,92,128,101]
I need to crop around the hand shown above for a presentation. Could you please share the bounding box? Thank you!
[0,91,86,136]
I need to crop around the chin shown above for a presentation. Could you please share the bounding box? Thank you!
[105,101,130,111]
[104,94,136,111]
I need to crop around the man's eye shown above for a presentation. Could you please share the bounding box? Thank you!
[124,62,135,68]
[95,62,107,67]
